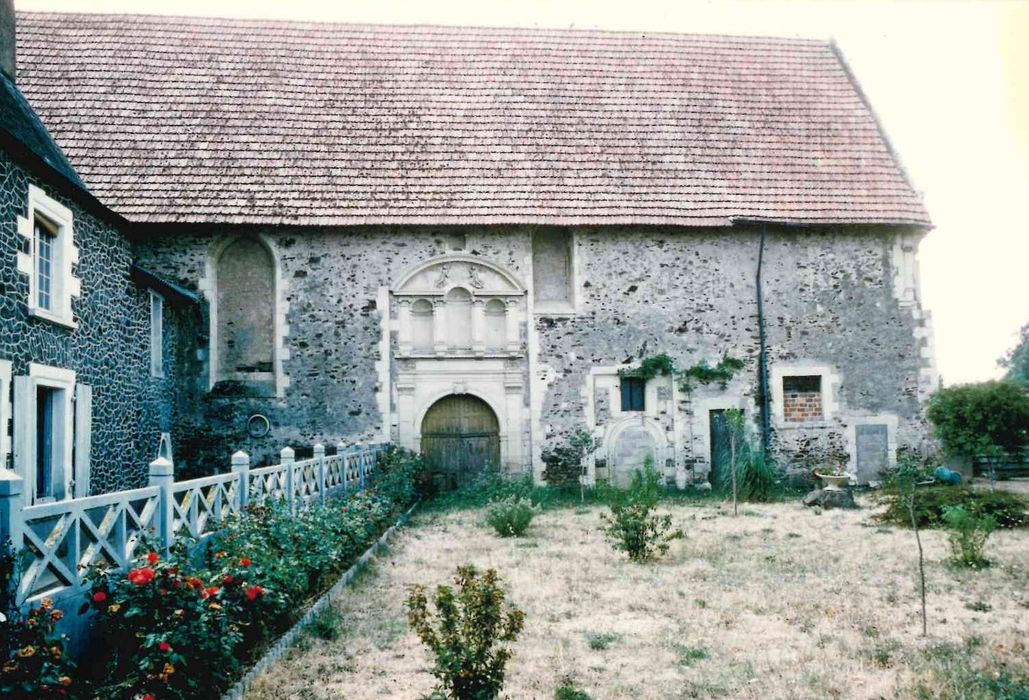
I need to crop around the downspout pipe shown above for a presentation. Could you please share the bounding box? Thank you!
[756,223,771,452]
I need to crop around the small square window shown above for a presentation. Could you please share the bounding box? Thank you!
[621,377,646,412]
[783,375,821,393]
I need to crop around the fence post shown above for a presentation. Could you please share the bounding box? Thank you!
[338,441,348,492]
[355,442,366,489]
[281,447,296,514]
[314,443,326,505]
[232,450,250,511]
[0,469,25,551]
[149,456,175,553]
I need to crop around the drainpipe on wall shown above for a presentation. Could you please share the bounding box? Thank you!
[756,223,771,452]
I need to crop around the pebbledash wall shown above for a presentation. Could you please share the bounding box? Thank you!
[0,148,180,494]
[135,220,937,486]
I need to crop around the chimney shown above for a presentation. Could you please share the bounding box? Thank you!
[0,0,14,82]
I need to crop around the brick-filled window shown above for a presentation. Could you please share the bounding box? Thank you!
[782,375,823,422]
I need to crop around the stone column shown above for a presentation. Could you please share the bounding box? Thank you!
[432,299,447,354]
[471,299,485,354]
[505,298,520,352]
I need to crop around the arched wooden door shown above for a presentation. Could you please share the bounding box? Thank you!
[420,394,500,486]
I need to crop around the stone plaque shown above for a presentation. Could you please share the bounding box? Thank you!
[855,424,889,484]
[611,426,656,487]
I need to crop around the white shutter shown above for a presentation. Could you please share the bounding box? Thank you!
[73,384,92,497]
[12,376,33,499]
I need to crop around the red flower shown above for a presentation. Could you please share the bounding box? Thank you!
[245,585,265,602]
[146,551,160,565]
[141,695,156,700]
[186,577,204,590]
[202,586,221,599]
[92,591,107,603]
[128,568,156,586]
[223,575,234,585]
[239,558,252,567]
[159,641,172,653]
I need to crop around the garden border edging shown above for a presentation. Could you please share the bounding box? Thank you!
[222,502,418,700]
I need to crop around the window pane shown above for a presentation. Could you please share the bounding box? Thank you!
[150,292,164,377]
[35,217,56,311]
[621,377,645,412]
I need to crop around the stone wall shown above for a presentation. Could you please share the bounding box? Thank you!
[134,222,935,483]
[0,149,181,492]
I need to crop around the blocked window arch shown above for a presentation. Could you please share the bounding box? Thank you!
[445,287,473,349]
[411,298,434,350]
[210,237,279,394]
[484,299,506,349]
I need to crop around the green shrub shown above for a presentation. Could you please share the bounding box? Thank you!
[876,486,1028,529]
[371,445,431,506]
[716,447,778,502]
[600,460,683,562]
[942,506,997,568]
[485,496,540,537]
[555,677,593,700]
[407,565,525,700]
[926,381,1029,457]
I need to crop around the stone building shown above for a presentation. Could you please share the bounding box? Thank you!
[0,2,197,499]
[4,9,937,490]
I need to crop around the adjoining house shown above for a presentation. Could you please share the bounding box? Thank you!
[1,5,938,496]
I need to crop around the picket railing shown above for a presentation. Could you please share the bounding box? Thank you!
[0,442,386,606]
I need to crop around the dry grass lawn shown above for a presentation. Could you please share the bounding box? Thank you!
[246,497,1028,699]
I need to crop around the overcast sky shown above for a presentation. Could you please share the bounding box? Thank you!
[18,0,1029,386]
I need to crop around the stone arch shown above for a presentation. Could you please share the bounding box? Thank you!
[604,416,668,487]
[445,287,473,349]
[393,253,525,294]
[484,298,506,349]
[410,298,434,350]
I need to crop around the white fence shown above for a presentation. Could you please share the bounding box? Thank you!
[0,442,385,606]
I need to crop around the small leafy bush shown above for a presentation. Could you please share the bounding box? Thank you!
[407,565,525,700]
[485,496,540,537]
[876,486,1028,529]
[371,445,432,505]
[942,506,997,568]
[555,677,593,700]
[600,460,683,562]
[927,381,1029,457]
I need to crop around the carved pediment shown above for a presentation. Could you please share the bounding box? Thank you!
[393,255,524,296]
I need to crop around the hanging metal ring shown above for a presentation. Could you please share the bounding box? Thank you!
[246,414,271,438]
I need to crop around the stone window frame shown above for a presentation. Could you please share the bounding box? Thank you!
[770,363,839,429]
[531,228,578,316]
[0,359,11,471]
[12,364,83,503]
[16,185,80,329]
[149,290,165,378]
[200,234,289,398]
[620,376,646,412]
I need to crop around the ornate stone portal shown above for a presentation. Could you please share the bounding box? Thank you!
[391,255,528,473]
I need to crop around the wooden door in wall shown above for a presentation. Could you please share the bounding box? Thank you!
[420,394,501,488]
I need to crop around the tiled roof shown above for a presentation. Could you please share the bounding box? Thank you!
[15,12,930,227]
[0,71,87,192]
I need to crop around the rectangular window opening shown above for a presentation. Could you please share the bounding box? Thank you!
[150,292,164,377]
[621,377,646,412]
[34,214,58,311]
[782,375,824,423]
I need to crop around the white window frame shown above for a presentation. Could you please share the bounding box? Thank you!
[770,363,839,428]
[16,185,80,329]
[12,364,86,503]
[150,291,165,378]
[0,359,11,471]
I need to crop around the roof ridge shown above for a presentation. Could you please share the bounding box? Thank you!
[16,10,831,47]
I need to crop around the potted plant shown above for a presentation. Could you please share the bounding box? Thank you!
[814,464,850,491]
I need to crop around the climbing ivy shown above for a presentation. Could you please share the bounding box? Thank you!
[619,353,745,393]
